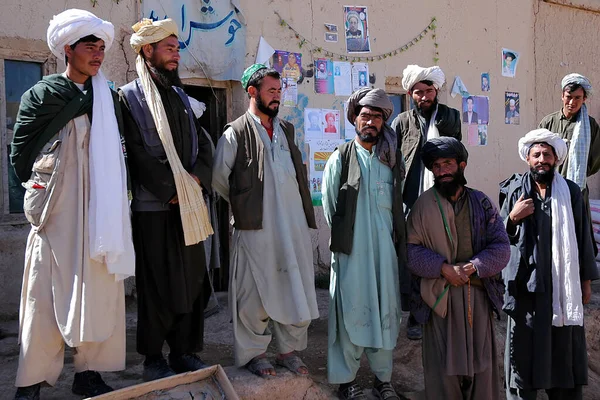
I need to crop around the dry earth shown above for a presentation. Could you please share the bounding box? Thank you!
[2,284,600,399]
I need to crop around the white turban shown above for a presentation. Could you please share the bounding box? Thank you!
[518,128,568,166]
[402,65,445,91]
[562,73,593,97]
[47,9,114,60]
[130,18,179,54]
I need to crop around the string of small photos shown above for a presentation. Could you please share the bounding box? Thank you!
[274,12,439,63]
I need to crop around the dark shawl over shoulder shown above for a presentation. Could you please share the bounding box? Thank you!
[10,74,93,182]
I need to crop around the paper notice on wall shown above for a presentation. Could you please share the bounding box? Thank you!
[307,138,344,205]
[334,61,352,96]
[314,58,334,94]
[343,101,355,140]
[351,62,369,92]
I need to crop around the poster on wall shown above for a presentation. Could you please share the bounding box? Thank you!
[314,58,334,94]
[281,78,297,107]
[462,96,490,125]
[307,139,345,205]
[344,6,371,53]
[467,124,488,146]
[333,61,352,96]
[481,73,490,92]
[505,92,520,125]
[272,50,302,83]
[501,48,520,78]
[304,108,341,139]
[351,62,369,92]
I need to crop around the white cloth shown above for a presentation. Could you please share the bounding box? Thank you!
[422,106,440,191]
[518,129,583,326]
[89,70,135,280]
[549,173,584,326]
[47,9,114,60]
[518,128,568,165]
[47,8,134,280]
[188,97,207,119]
[402,65,445,91]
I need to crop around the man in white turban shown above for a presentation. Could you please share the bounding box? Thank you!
[119,18,214,382]
[538,73,600,255]
[10,8,134,400]
[500,129,598,400]
[390,64,461,341]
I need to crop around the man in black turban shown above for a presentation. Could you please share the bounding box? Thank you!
[406,135,509,399]
[421,137,468,199]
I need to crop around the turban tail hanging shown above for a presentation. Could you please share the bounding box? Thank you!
[131,19,213,245]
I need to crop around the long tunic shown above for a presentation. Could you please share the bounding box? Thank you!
[501,173,599,390]
[322,141,401,350]
[19,115,125,349]
[212,112,319,326]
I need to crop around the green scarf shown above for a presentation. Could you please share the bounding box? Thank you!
[10,74,93,182]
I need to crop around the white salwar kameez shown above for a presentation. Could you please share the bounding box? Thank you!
[213,112,319,366]
[16,115,125,387]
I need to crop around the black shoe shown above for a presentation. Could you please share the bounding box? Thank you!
[168,353,208,373]
[406,315,423,340]
[14,384,40,400]
[143,357,176,382]
[338,382,367,399]
[72,371,113,397]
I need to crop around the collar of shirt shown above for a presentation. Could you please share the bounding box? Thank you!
[560,109,580,122]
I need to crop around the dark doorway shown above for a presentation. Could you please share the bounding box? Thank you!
[184,85,230,292]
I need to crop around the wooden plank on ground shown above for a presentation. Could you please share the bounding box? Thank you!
[89,364,239,400]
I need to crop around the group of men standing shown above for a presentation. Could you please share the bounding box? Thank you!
[6,7,599,400]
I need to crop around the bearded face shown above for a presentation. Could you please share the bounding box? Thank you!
[433,162,467,199]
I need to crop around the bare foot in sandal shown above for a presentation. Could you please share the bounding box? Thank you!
[247,354,276,377]
[275,352,309,375]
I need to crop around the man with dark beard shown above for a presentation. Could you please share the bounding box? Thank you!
[212,65,318,377]
[391,65,462,340]
[407,137,509,400]
[499,129,598,400]
[119,18,214,382]
[322,88,406,400]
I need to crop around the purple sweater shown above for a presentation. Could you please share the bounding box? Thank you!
[407,188,510,323]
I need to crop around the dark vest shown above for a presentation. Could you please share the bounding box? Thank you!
[226,112,316,230]
[119,79,199,211]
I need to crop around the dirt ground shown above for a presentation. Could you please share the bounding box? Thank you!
[2,284,600,400]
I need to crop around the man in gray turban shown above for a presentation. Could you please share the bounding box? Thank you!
[538,73,600,256]
[322,88,406,400]
[391,65,462,340]
[407,136,509,400]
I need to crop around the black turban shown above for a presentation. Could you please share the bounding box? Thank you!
[421,137,468,170]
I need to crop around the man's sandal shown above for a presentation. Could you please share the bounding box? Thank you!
[372,381,400,400]
[275,354,309,375]
[246,356,275,378]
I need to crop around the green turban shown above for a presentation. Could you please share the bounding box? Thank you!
[241,64,267,90]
